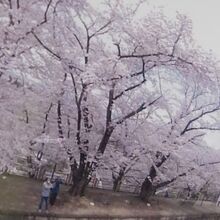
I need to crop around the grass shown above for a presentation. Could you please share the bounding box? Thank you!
[0,174,220,218]
[0,174,41,212]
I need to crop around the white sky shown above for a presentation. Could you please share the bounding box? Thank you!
[147,0,220,149]
[148,0,220,57]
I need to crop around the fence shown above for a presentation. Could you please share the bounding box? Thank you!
[17,155,218,203]
[23,155,140,192]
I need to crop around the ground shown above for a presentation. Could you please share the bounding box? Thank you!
[0,174,220,219]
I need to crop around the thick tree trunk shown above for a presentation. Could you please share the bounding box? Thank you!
[66,84,93,196]
[98,127,114,154]
[140,177,156,202]
[57,99,90,196]
[112,168,125,192]
[69,159,92,196]
[140,152,170,201]
[113,178,123,192]
[140,164,157,201]
[70,177,89,196]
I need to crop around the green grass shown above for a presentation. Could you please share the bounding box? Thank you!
[0,174,42,212]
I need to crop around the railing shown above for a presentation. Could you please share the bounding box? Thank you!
[16,155,218,203]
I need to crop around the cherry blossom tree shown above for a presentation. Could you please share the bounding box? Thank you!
[1,0,220,200]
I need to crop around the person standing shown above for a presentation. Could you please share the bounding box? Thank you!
[49,178,62,206]
[38,178,52,212]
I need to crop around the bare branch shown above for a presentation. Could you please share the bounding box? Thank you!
[156,160,220,189]
[184,126,220,132]
[114,43,121,57]
[73,33,84,50]
[90,20,112,38]
[171,24,183,56]
[156,171,189,189]
[116,42,195,68]
[31,30,61,60]
[15,0,53,44]
[32,31,83,72]
[181,105,220,135]
[131,60,155,78]
[116,96,161,125]
[200,161,220,167]
[113,59,147,100]
[77,13,91,64]
[113,79,146,100]
[120,52,165,59]
[180,133,205,147]
[103,60,155,88]
[39,0,53,26]
[78,12,89,35]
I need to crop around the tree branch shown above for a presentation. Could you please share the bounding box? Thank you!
[184,126,220,132]
[113,79,146,100]
[8,0,12,9]
[31,30,61,60]
[115,43,194,68]
[90,20,112,38]
[16,0,20,9]
[181,105,220,135]
[113,59,146,100]
[57,100,64,138]
[116,96,161,125]
[69,72,79,105]
[42,103,53,133]
[106,83,115,127]
[171,25,183,56]
[156,160,220,189]
[39,0,53,26]
[114,43,121,57]
[24,109,29,124]
[32,31,83,72]
[73,33,84,50]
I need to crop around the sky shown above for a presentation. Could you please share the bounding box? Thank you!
[147,0,220,149]
[148,0,220,57]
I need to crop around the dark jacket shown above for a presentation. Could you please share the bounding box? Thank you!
[50,179,61,194]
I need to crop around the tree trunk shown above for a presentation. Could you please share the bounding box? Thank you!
[140,177,155,202]
[69,157,92,196]
[66,84,93,196]
[98,127,114,154]
[70,177,89,196]
[113,178,123,192]
[140,152,170,201]
[112,168,125,192]
[140,165,157,201]
[51,163,57,181]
